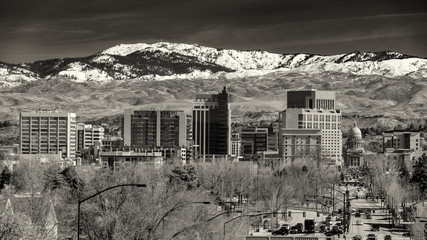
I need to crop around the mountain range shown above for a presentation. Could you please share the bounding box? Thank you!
[1,42,427,130]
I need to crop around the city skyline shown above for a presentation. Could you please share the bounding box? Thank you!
[0,0,426,63]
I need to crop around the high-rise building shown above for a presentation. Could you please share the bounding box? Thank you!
[285,90,336,110]
[77,123,104,151]
[192,87,231,158]
[279,89,342,165]
[241,127,268,160]
[123,110,187,148]
[20,111,76,159]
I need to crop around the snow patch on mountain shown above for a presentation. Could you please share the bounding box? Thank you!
[57,62,113,82]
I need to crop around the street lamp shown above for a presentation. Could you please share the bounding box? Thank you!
[77,183,147,239]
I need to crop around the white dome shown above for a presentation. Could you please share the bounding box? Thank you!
[349,122,362,139]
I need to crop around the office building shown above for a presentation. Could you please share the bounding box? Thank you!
[279,90,342,165]
[286,90,336,110]
[123,110,186,148]
[241,127,268,160]
[77,123,104,151]
[383,131,423,164]
[192,87,231,158]
[20,111,76,159]
[280,129,322,162]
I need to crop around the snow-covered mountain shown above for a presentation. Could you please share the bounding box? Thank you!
[0,42,426,88]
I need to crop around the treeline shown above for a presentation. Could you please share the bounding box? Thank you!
[0,120,15,128]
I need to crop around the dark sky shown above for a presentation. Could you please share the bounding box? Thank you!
[1,0,427,63]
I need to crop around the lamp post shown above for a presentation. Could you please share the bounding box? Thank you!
[77,183,147,239]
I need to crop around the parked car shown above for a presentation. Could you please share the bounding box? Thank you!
[384,235,392,240]
[402,232,412,237]
[272,226,288,236]
[319,224,327,233]
[281,224,290,231]
[355,212,361,217]
[352,235,362,240]
[289,226,298,234]
[356,220,363,225]
[295,223,303,233]
[371,224,380,231]
[367,234,377,240]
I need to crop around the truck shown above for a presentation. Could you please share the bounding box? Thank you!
[305,218,315,233]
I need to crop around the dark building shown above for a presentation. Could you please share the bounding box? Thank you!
[240,127,268,160]
[192,87,231,159]
[123,110,186,148]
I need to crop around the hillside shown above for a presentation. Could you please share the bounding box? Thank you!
[0,42,426,131]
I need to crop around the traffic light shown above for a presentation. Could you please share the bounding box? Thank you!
[303,212,306,217]
[288,211,292,217]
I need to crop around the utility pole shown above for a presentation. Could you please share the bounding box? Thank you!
[332,183,335,213]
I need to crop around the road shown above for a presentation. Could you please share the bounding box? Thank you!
[347,189,408,240]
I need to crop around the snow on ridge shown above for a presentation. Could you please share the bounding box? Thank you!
[57,62,113,83]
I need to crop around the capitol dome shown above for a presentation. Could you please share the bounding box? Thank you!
[349,122,362,140]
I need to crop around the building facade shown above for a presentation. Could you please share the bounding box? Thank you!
[279,90,342,165]
[77,123,104,151]
[192,87,231,158]
[20,111,76,159]
[240,127,268,160]
[383,131,423,165]
[230,133,242,160]
[280,129,322,162]
[123,110,186,148]
[285,90,336,110]
[100,150,164,171]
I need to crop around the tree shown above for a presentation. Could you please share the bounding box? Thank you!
[411,154,427,199]
[0,166,12,191]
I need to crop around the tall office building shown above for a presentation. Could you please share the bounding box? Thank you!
[77,123,104,151]
[192,87,231,158]
[241,127,268,160]
[286,90,336,110]
[279,90,342,165]
[20,111,76,159]
[123,110,186,148]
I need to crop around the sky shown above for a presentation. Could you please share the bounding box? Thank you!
[0,0,427,64]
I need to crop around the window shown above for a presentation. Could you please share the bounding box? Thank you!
[313,115,318,121]
[326,115,331,121]
[307,115,312,121]
[320,115,324,121]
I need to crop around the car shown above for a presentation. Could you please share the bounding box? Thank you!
[371,224,380,231]
[356,220,363,225]
[355,212,361,217]
[325,231,336,236]
[366,212,372,219]
[351,208,356,213]
[402,232,412,237]
[367,234,377,240]
[326,215,332,221]
[281,224,290,231]
[295,223,303,233]
[289,226,298,234]
[272,226,288,236]
[352,235,362,240]
[319,224,327,233]
[384,235,392,240]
